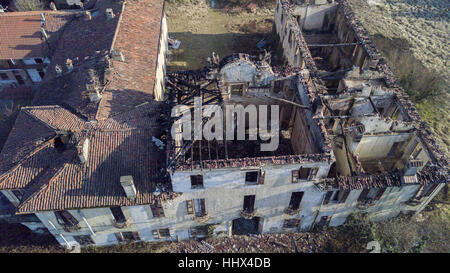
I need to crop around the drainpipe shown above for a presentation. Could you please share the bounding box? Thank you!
[78,210,95,236]
[310,193,326,230]
[48,220,71,249]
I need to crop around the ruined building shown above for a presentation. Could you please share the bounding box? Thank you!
[0,0,447,248]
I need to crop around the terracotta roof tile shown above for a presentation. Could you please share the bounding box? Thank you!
[31,0,165,121]
[0,102,171,213]
[0,12,71,59]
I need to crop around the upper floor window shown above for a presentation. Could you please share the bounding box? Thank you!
[116,231,140,242]
[245,170,265,185]
[323,189,350,205]
[292,167,318,183]
[357,188,386,205]
[150,200,165,217]
[288,191,304,211]
[152,228,170,239]
[186,198,206,217]
[190,175,204,189]
[110,206,126,223]
[243,195,256,213]
[54,210,79,231]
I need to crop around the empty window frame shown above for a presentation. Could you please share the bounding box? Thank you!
[357,188,370,203]
[123,231,140,241]
[373,188,386,201]
[331,190,350,204]
[292,167,318,182]
[358,188,386,204]
[110,206,126,223]
[273,79,283,93]
[283,218,301,229]
[14,74,25,85]
[323,191,333,205]
[115,232,140,242]
[288,192,304,211]
[186,199,206,217]
[54,210,79,227]
[152,228,170,239]
[37,68,45,79]
[388,141,404,157]
[190,175,204,189]
[230,84,245,96]
[11,189,25,201]
[243,195,256,213]
[73,235,94,246]
[189,226,208,237]
[245,170,265,185]
[150,200,165,217]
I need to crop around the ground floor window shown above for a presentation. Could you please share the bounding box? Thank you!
[189,226,208,237]
[73,235,94,246]
[115,231,140,242]
[152,228,170,239]
[283,218,301,229]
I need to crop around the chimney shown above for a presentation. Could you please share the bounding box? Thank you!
[49,2,57,11]
[111,50,125,62]
[84,11,92,21]
[77,138,90,163]
[65,59,73,72]
[105,8,115,20]
[88,89,102,102]
[55,65,62,77]
[120,176,137,200]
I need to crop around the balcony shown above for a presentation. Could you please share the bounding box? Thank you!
[284,207,301,216]
[193,213,210,223]
[356,199,375,210]
[62,224,81,233]
[240,209,257,219]
[113,219,129,229]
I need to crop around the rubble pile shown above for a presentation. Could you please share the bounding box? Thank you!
[164,232,336,253]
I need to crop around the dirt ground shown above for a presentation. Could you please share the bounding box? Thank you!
[347,0,450,155]
[166,0,275,70]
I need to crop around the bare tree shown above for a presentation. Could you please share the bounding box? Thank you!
[12,0,46,11]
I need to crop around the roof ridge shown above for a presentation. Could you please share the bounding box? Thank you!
[22,108,59,131]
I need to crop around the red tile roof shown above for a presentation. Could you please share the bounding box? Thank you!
[0,11,71,59]
[32,0,165,121]
[0,103,174,213]
[0,0,171,213]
